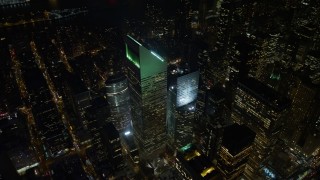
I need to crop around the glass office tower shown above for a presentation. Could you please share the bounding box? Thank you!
[125,35,167,156]
[167,70,199,148]
[105,75,132,133]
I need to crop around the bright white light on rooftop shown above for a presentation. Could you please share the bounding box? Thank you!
[188,106,195,111]
[124,131,131,136]
[151,51,164,62]
[127,35,142,46]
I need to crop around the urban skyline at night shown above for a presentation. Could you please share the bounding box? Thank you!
[0,0,320,179]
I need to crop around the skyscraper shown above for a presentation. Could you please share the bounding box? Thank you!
[101,123,124,174]
[125,35,167,156]
[217,123,256,179]
[167,70,199,148]
[104,74,132,133]
[231,77,291,179]
[198,115,224,163]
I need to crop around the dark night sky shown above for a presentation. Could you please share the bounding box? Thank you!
[30,0,142,9]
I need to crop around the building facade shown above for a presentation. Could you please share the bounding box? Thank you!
[167,70,199,148]
[217,124,255,179]
[125,35,167,155]
[104,75,132,133]
[231,77,291,179]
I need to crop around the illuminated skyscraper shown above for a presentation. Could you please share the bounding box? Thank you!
[176,71,200,108]
[104,75,132,132]
[85,97,109,148]
[231,77,291,179]
[125,35,167,155]
[101,123,125,173]
[196,85,227,160]
[198,115,224,162]
[167,70,199,148]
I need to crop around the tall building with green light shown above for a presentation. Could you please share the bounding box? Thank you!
[125,35,167,155]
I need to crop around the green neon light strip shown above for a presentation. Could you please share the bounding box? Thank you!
[180,143,192,151]
[151,51,164,62]
[270,73,280,80]
[126,44,140,68]
[127,35,142,46]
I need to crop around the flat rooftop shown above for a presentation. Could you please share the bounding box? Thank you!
[222,124,256,156]
[178,144,219,179]
[105,74,126,85]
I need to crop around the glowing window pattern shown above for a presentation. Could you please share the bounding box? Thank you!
[176,71,199,107]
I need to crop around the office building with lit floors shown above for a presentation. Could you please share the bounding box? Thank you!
[167,70,199,148]
[231,77,291,179]
[85,97,110,161]
[196,86,227,161]
[125,35,167,156]
[217,124,256,179]
[101,123,125,174]
[198,115,224,163]
[104,74,132,133]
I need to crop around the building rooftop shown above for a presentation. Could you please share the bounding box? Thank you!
[238,77,291,111]
[125,34,169,61]
[49,155,87,180]
[222,124,256,156]
[105,74,126,85]
[265,145,305,179]
[102,122,119,141]
[177,144,219,179]
[208,85,226,102]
